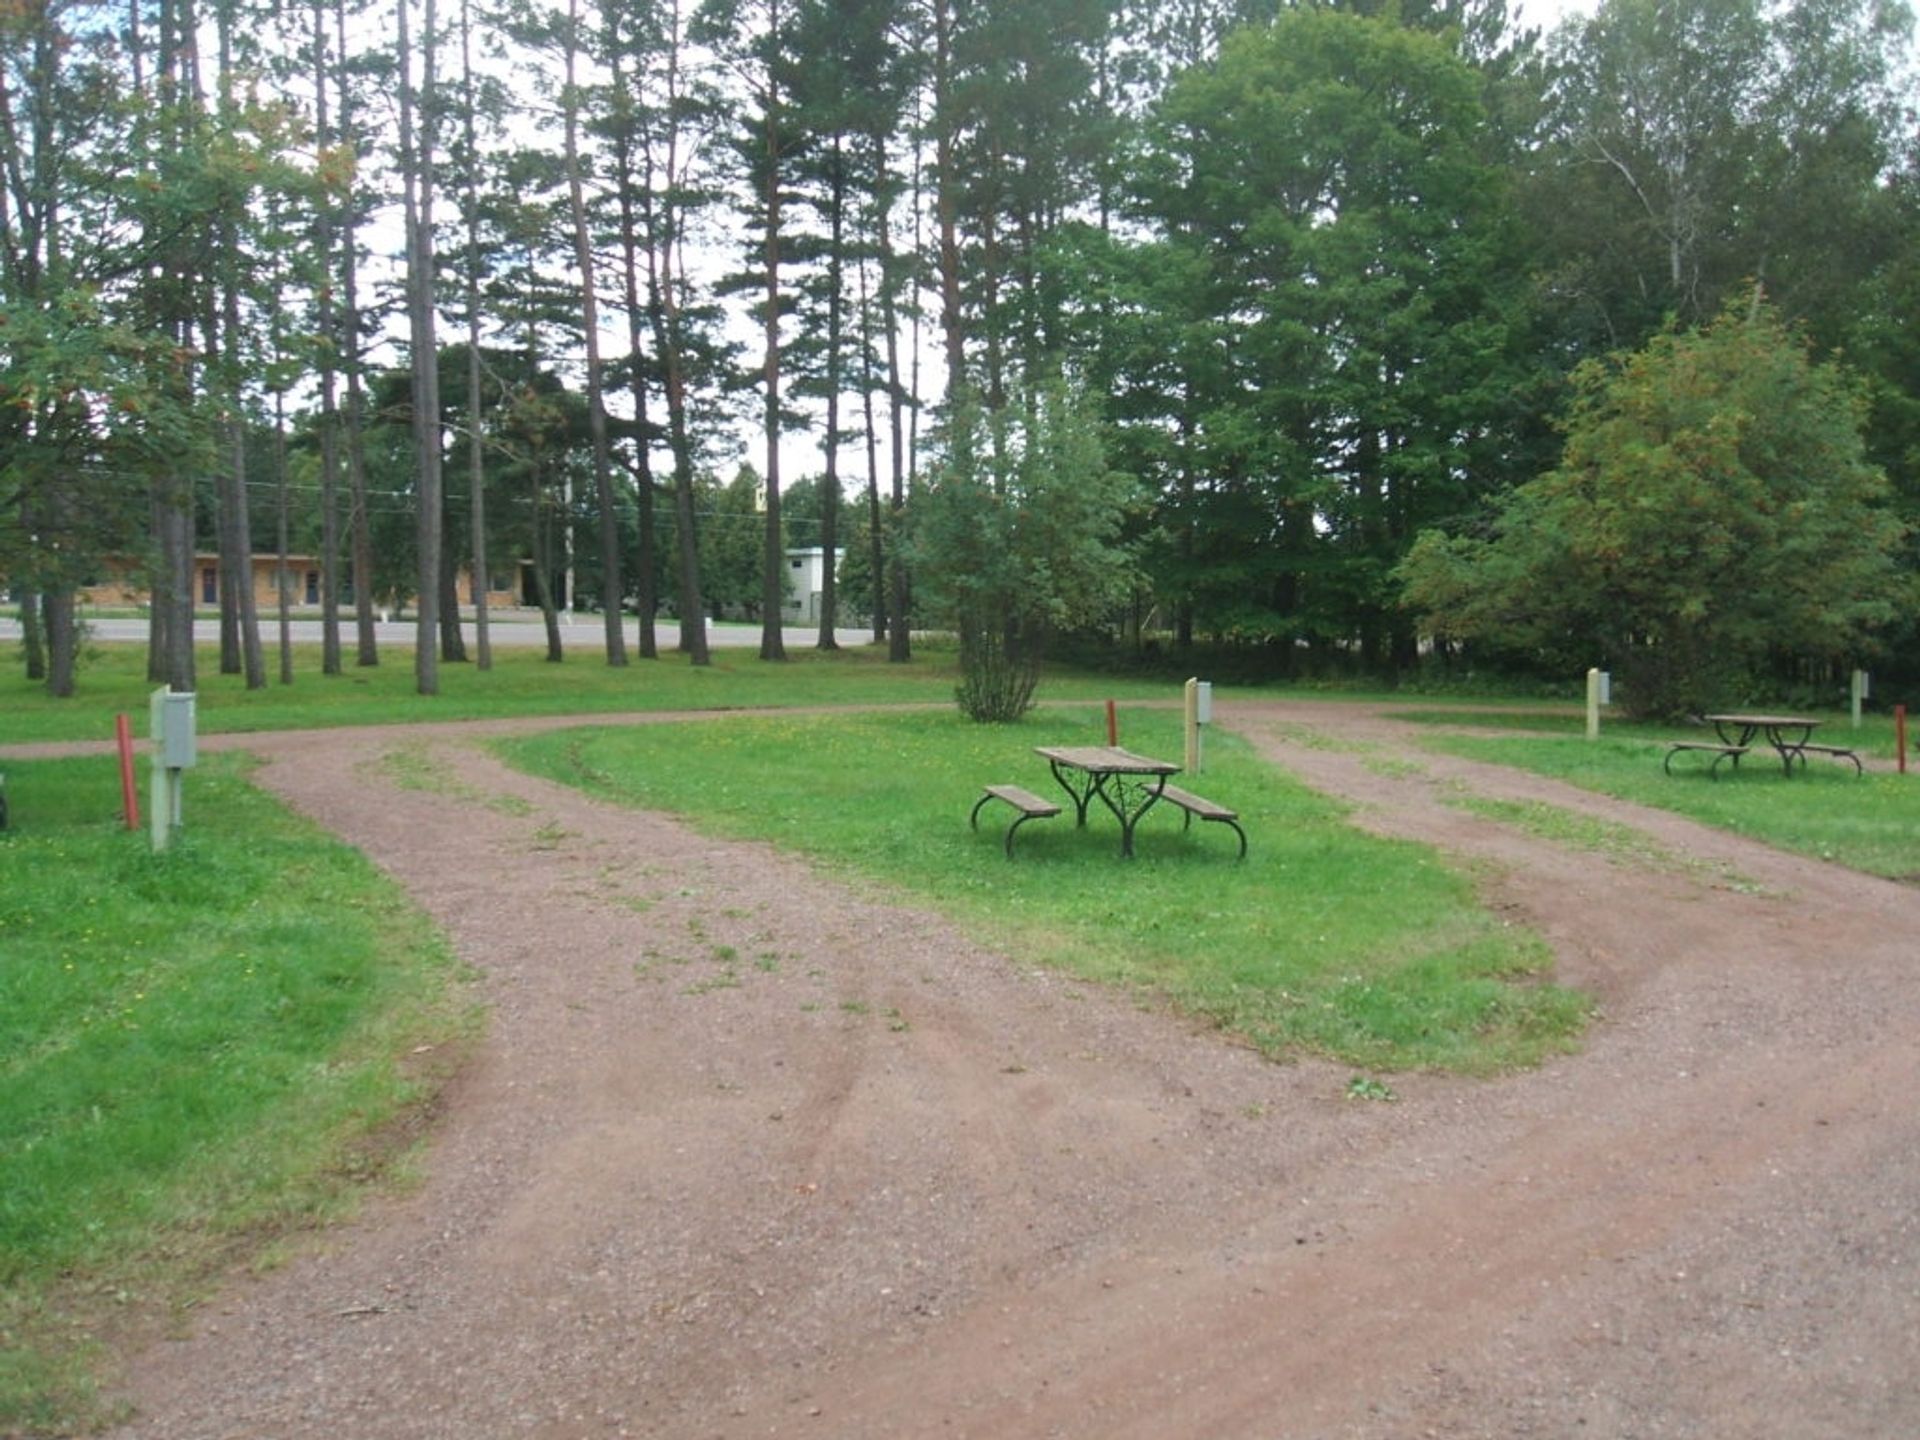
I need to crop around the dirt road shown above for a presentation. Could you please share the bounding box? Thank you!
[105,700,1920,1439]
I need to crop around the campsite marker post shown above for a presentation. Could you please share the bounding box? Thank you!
[1184,678,1213,774]
[1585,668,1610,741]
[148,689,197,851]
[116,713,139,830]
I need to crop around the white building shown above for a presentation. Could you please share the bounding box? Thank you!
[782,547,845,622]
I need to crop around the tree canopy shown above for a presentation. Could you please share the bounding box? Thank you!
[4,0,1917,702]
[1400,303,1911,717]
[914,381,1140,720]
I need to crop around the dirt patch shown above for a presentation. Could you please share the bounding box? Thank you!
[98,700,1920,1439]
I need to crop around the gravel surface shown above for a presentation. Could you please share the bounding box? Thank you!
[85,698,1920,1439]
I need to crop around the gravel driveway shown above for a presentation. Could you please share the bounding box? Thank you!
[99,699,1920,1439]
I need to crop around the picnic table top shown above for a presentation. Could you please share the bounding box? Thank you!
[1033,745,1180,775]
[1704,713,1822,728]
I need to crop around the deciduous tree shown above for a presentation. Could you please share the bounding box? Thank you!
[913,379,1138,721]
[1400,303,1910,717]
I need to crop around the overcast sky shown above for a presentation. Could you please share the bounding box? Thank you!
[1516,0,1600,33]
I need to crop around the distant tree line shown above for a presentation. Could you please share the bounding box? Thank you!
[3,0,1915,709]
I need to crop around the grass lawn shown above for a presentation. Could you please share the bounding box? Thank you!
[0,754,472,1433]
[502,704,1590,1076]
[1407,713,1920,880]
[0,640,1184,745]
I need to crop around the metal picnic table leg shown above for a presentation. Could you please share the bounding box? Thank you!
[1046,757,1098,827]
[1106,775,1169,859]
[1771,724,1813,775]
[1713,719,1764,775]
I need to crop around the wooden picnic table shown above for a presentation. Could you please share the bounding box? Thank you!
[1705,713,1822,775]
[1033,745,1180,858]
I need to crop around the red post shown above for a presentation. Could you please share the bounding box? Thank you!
[1105,699,1118,746]
[116,713,140,829]
[1898,704,1908,776]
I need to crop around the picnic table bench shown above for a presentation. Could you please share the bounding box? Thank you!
[1663,741,1750,778]
[1157,784,1247,858]
[969,783,1061,857]
[1792,742,1864,775]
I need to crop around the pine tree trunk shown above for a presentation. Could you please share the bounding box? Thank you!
[398,0,442,696]
[208,0,263,686]
[609,41,659,661]
[653,233,706,666]
[275,389,294,684]
[816,134,845,651]
[857,253,885,643]
[438,523,467,661]
[43,585,76,698]
[757,18,787,664]
[621,233,659,661]
[340,0,378,667]
[345,357,378,665]
[640,0,707,666]
[229,416,266,687]
[932,0,963,392]
[147,484,169,683]
[531,486,564,662]
[19,588,46,680]
[876,137,911,662]
[157,480,196,692]
[465,329,490,667]
[460,0,491,670]
[564,0,626,666]
[154,0,197,697]
[208,283,242,678]
[313,0,342,676]
[317,382,342,674]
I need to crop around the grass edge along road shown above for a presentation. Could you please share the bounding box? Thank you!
[1397,712,1920,881]
[0,639,1584,748]
[0,754,473,1435]
[502,706,1590,1079]
[0,641,1151,745]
